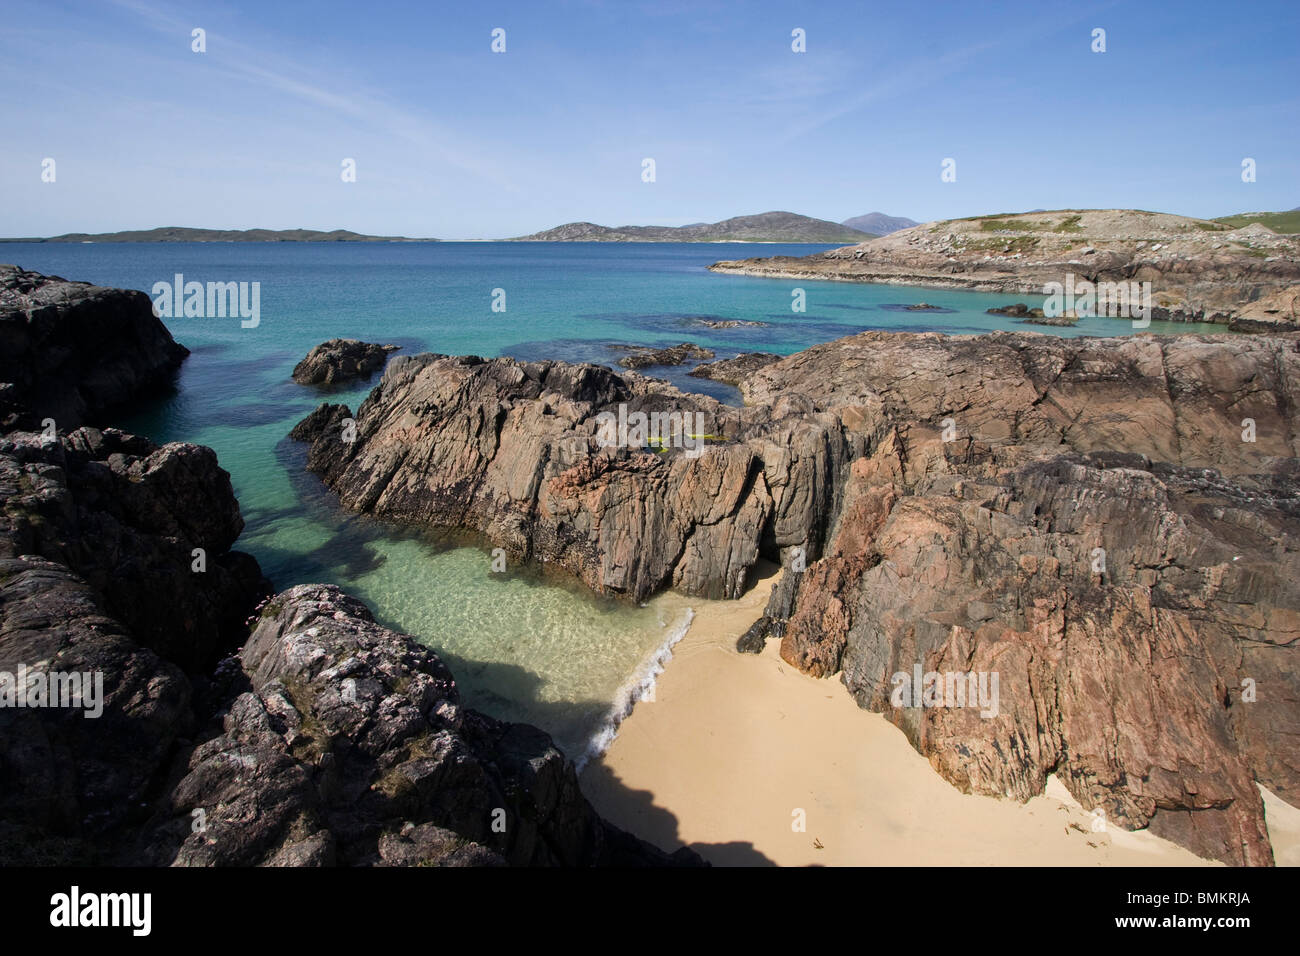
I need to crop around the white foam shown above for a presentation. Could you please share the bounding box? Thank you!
[574,606,695,771]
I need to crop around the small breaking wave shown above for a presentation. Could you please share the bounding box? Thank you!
[574,606,696,771]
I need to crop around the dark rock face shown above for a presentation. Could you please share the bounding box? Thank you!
[134,584,701,867]
[0,264,188,430]
[689,352,782,387]
[0,426,266,864]
[0,428,264,672]
[291,338,400,386]
[613,342,715,370]
[0,556,193,864]
[291,330,1300,864]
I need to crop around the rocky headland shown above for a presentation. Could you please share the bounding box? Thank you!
[709,209,1300,328]
[0,266,688,867]
[291,329,1300,865]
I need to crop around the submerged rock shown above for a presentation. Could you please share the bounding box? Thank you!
[612,342,715,369]
[694,319,768,329]
[291,338,400,385]
[986,303,1040,317]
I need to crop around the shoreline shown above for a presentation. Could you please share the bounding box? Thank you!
[581,564,1297,867]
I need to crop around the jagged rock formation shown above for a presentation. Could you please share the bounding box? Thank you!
[291,338,400,385]
[134,585,700,867]
[709,209,1300,327]
[291,331,1300,864]
[0,264,188,430]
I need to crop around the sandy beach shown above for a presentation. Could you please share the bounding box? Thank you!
[583,565,1297,867]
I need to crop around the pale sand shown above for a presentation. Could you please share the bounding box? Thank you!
[583,565,1297,867]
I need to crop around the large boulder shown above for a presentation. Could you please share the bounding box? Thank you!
[291,338,399,386]
[134,584,701,867]
[0,264,187,430]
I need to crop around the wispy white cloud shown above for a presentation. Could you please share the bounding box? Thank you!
[104,0,520,192]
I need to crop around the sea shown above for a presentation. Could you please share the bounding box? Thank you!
[3,241,1225,762]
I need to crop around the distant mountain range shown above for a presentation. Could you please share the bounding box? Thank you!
[0,227,429,243]
[10,207,1289,244]
[839,212,919,236]
[510,211,875,243]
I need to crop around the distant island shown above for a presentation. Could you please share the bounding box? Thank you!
[509,211,876,243]
[0,226,433,243]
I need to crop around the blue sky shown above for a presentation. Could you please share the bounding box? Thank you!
[2,0,1296,237]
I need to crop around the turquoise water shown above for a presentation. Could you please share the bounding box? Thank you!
[3,241,1224,758]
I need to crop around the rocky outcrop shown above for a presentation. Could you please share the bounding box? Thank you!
[0,434,689,866]
[612,342,714,370]
[0,266,266,863]
[709,209,1300,327]
[291,353,830,602]
[748,331,1300,866]
[291,331,1300,864]
[688,352,782,386]
[134,584,700,867]
[0,428,265,671]
[0,264,188,430]
[291,338,400,386]
[0,425,268,863]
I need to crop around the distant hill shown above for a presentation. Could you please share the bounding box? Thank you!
[1212,210,1300,234]
[1,227,431,243]
[512,211,876,243]
[840,212,919,236]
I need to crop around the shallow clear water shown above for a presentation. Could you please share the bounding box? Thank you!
[3,241,1225,757]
